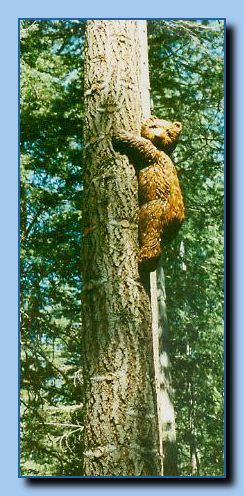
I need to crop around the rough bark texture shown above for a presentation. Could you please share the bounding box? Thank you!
[82,20,160,476]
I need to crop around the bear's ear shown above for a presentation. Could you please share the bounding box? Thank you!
[173,122,182,132]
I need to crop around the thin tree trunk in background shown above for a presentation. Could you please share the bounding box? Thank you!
[82,20,160,476]
[138,21,177,476]
[157,260,177,474]
[187,346,200,476]
[190,439,200,475]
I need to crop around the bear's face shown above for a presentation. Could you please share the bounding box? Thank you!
[141,116,182,152]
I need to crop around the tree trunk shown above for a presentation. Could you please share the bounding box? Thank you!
[82,20,160,476]
[156,260,177,474]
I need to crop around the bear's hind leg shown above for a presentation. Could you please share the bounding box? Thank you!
[138,199,165,269]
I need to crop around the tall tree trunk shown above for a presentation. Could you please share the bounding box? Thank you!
[82,20,161,476]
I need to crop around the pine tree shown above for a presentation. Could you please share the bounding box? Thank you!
[82,19,161,477]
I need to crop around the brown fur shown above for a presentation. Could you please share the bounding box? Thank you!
[113,116,184,269]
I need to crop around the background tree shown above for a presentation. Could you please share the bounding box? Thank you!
[147,19,224,475]
[20,19,224,477]
[20,19,86,475]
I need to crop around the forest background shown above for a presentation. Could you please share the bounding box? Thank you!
[19,19,224,477]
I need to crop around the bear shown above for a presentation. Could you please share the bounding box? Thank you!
[112,116,185,271]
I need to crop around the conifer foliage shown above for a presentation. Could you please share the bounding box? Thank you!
[20,19,224,476]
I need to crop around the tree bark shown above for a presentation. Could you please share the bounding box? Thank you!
[82,20,160,476]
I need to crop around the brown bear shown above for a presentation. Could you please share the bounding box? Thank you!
[112,116,185,270]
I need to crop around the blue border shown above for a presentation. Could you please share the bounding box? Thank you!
[18,17,226,480]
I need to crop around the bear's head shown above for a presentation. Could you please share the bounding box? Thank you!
[141,116,182,152]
